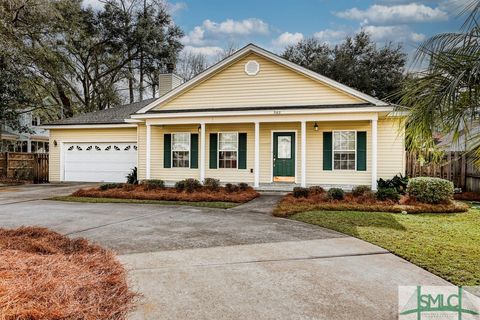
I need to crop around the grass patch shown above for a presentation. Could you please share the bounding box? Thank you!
[51,195,238,209]
[291,208,480,286]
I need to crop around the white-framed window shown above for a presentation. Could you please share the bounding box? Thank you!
[218,132,238,169]
[333,131,356,170]
[172,133,190,168]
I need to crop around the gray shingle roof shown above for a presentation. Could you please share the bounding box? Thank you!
[46,98,156,125]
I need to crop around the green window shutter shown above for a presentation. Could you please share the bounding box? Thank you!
[190,133,198,169]
[323,132,332,171]
[209,133,218,169]
[163,134,171,168]
[357,131,367,171]
[238,133,247,169]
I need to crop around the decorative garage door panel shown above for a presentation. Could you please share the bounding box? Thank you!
[64,143,137,183]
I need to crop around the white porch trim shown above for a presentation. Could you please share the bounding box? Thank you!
[301,120,307,187]
[200,122,206,182]
[146,124,151,179]
[254,122,260,188]
[371,117,378,191]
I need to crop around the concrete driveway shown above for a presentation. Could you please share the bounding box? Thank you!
[0,185,450,319]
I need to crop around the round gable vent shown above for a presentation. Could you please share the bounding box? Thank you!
[245,60,260,76]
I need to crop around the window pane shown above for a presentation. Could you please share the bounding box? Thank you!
[173,151,189,167]
[172,133,190,151]
[219,133,238,151]
[277,136,291,159]
[219,151,237,168]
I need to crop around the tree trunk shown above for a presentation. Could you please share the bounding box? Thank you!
[55,83,73,118]
[139,50,144,101]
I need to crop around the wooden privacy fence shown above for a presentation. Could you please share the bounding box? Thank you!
[406,151,475,191]
[0,152,49,183]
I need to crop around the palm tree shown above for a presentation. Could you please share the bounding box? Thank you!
[398,1,480,163]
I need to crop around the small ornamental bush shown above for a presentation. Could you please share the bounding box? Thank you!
[122,184,135,191]
[99,183,123,191]
[327,188,345,200]
[308,186,325,196]
[174,180,186,192]
[203,178,220,191]
[377,174,408,194]
[376,188,400,201]
[238,182,250,191]
[142,179,165,191]
[126,167,138,185]
[184,178,202,193]
[407,177,454,204]
[293,187,309,198]
[225,183,240,193]
[352,185,371,197]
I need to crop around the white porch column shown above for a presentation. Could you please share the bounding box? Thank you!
[371,117,378,191]
[254,121,260,188]
[200,122,206,182]
[146,124,151,179]
[301,120,307,187]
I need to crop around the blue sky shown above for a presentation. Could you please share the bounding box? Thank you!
[85,0,471,67]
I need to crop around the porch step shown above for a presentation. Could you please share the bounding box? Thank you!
[256,183,298,192]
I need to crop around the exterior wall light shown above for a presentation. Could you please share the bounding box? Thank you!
[198,125,201,132]
[54,140,58,147]
[313,123,319,131]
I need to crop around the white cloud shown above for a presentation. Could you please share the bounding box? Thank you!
[336,3,448,24]
[313,29,347,44]
[272,32,304,47]
[203,18,269,35]
[182,45,224,57]
[167,2,187,15]
[361,25,426,43]
[182,18,270,46]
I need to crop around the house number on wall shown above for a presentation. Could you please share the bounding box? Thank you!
[273,110,282,114]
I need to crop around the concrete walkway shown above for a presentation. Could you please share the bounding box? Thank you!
[0,186,452,319]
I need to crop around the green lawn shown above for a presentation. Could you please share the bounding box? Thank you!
[50,196,238,209]
[291,208,480,286]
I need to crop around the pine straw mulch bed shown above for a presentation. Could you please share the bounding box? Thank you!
[0,227,136,320]
[454,192,480,202]
[273,192,469,217]
[72,184,259,203]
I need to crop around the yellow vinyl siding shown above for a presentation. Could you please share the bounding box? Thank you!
[306,121,371,186]
[206,124,255,183]
[49,127,137,182]
[150,125,200,181]
[378,118,405,179]
[153,53,363,111]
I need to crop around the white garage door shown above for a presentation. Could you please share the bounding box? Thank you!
[64,142,137,183]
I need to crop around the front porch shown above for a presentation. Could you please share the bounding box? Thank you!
[137,114,382,191]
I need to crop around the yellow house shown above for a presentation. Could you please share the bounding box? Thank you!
[44,44,405,190]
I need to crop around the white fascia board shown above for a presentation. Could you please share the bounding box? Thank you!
[135,44,388,114]
[41,124,137,129]
[131,106,394,120]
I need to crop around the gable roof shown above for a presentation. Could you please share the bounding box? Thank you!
[136,43,388,114]
[45,98,156,126]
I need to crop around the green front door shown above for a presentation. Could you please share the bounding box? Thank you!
[273,132,295,179]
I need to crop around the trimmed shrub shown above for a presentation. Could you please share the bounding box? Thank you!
[327,188,345,200]
[184,178,202,193]
[377,174,408,194]
[225,183,239,193]
[308,186,325,195]
[142,179,165,191]
[376,188,400,201]
[99,183,123,191]
[352,185,371,197]
[174,180,186,192]
[407,177,454,204]
[203,178,220,191]
[238,182,250,191]
[126,167,138,185]
[293,187,309,198]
